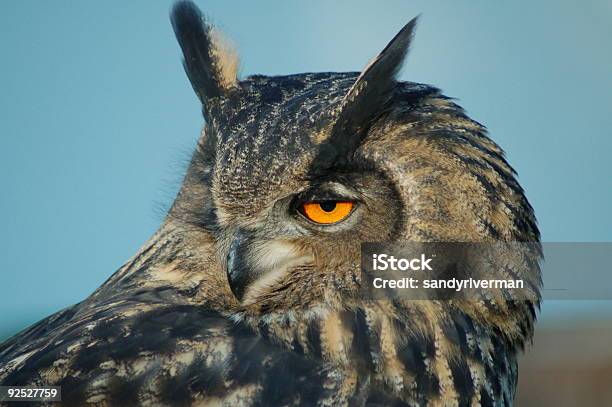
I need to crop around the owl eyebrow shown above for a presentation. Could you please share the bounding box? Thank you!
[299,182,360,202]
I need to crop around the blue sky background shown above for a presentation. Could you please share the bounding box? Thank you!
[1,1,611,338]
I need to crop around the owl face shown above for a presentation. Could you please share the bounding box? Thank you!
[200,74,402,305]
[170,3,539,311]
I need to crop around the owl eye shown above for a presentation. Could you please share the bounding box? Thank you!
[299,201,355,225]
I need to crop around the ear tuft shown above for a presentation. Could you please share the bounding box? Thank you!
[350,16,418,100]
[209,27,240,91]
[329,17,419,156]
[171,1,239,109]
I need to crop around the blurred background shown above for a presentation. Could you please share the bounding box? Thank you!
[1,1,610,405]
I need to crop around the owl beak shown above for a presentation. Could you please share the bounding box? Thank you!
[226,229,257,301]
[226,230,308,303]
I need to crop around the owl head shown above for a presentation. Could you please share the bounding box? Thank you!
[169,1,540,329]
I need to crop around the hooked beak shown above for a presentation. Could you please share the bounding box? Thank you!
[226,228,311,303]
[226,229,256,302]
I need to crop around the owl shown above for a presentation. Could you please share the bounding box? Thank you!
[0,2,541,406]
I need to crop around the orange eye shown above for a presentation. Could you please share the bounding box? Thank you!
[300,201,355,225]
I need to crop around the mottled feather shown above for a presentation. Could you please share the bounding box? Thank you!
[0,2,540,406]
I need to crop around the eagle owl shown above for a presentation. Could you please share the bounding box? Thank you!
[0,2,541,406]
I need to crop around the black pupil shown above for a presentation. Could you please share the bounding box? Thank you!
[319,201,337,212]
